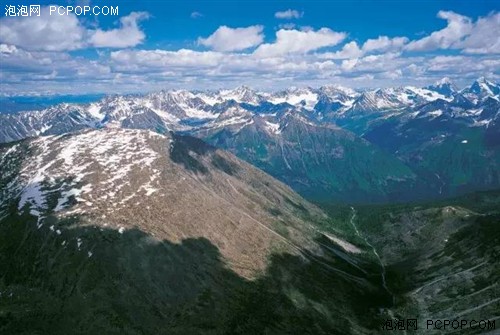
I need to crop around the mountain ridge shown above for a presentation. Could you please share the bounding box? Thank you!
[1,77,499,203]
[0,128,396,334]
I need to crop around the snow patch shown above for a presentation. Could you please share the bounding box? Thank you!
[269,90,318,110]
[86,103,105,121]
[324,233,362,254]
[265,121,281,135]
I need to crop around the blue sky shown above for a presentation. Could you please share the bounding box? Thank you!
[0,0,499,95]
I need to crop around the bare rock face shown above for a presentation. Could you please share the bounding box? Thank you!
[0,128,327,277]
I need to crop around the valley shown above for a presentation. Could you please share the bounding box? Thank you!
[347,191,500,334]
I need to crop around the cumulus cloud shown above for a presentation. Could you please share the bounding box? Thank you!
[107,48,344,87]
[198,25,264,52]
[405,11,473,51]
[110,49,225,70]
[405,11,499,54]
[341,58,358,71]
[1,9,499,95]
[0,43,113,95]
[254,28,346,57]
[3,41,499,95]
[0,7,149,51]
[275,9,303,19]
[456,12,500,54]
[89,12,149,48]
[362,36,408,53]
[319,41,363,60]
[0,6,86,51]
[319,35,407,60]
[0,44,18,54]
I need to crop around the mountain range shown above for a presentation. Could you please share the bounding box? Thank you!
[1,77,499,203]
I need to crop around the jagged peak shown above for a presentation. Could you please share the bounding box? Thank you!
[470,76,499,88]
[475,76,487,83]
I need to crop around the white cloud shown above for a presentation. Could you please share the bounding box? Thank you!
[362,36,408,53]
[278,23,297,30]
[191,11,203,19]
[0,6,86,51]
[405,11,500,54]
[198,25,264,52]
[380,69,403,80]
[456,12,500,54]
[0,43,113,95]
[254,28,346,57]
[319,35,407,60]
[319,41,363,60]
[89,12,149,48]
[341,58,358,71]
[338,41,364,58]
[275,9,303,19]
[426,55,500,74]
[406,11,473,51]
[0,7,149,51]
[110,49,225,70]
[0,44,17,54]
[1,9,499,95]
[3,43,499,95]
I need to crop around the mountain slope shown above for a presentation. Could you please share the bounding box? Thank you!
[196,112,417,203]
[0,129,329,276]
[352,191,500,334]
[362,98,500,197]
[0,129,393,334]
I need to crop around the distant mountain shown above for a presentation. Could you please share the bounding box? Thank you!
[0,94,105,114]
[461,77,500,103]
[425,77,457,98]
[0,129,392,334]
[359,81,500,198]
[194,110,417,203]
[0,77,498,203]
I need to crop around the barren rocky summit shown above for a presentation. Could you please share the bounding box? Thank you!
[1,128,330,277]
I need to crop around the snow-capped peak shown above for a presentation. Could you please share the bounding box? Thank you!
[462,77,499,101]
[476,76,488,84]
[268,87,318,110]
[217,85,262,105]
[426,78,457,97]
